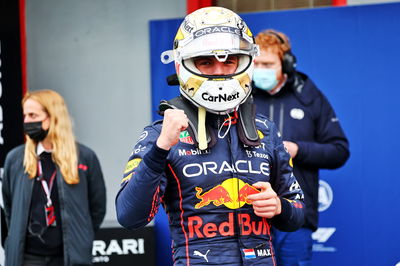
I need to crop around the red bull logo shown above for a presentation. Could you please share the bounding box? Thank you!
[195,178,260,209]
[195,185,233,208]
[237,183,260,204]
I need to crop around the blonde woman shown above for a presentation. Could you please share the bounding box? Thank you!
[2,90,106,266]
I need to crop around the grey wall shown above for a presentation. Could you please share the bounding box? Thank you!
[26,0,185,226]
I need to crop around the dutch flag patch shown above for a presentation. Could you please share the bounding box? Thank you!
[242,249,256,259]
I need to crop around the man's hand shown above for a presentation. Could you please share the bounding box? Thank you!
[156,109,189,150]
[283,141,298,158]
[247,182,281,218]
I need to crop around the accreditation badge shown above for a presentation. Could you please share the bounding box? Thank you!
[45,205,57,227]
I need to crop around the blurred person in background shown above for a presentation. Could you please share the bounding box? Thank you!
[2,89,106,266]
[253,29,350,265]
[116,7,305,265]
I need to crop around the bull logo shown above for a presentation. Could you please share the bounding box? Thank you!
[195,178,260,209]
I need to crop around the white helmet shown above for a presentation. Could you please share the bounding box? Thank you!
[161,7,259,114]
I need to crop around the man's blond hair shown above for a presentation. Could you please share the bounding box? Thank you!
[255,29,291,60]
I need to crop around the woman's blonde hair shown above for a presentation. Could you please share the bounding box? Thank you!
[23,90,79,184]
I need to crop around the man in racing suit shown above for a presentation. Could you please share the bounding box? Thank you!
[116,7,305,265]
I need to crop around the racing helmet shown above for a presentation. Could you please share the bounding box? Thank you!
[161,7,259,114]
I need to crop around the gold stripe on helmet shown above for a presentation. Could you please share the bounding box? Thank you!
[182,76,207,97]
[234,72,251,93]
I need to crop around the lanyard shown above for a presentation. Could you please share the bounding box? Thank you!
[37,161,57,207]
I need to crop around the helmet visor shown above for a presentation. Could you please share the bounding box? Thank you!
[182,54,252,78]
[177,27,258,60]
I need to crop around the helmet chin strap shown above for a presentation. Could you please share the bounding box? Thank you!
[198,106,208,150]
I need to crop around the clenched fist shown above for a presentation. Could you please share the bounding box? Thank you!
[156,109,189,150]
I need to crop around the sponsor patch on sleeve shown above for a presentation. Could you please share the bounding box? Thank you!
[120,173,133,184]
[124,158,142,174]
[285,198,303,209]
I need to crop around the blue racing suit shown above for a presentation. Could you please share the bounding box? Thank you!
[116,113,304,265]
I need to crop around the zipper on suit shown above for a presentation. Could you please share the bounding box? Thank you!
[268,98,285,134]
[227,126,242,249]
[279,102,285,134]
[268,98,274,121]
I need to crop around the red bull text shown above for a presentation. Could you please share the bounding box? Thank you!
[188,213,270,238]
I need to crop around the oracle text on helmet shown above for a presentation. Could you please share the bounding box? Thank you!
[193,26,242,39]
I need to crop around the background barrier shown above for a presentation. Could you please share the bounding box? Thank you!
[92,227,155,265]
[0,0,26,263]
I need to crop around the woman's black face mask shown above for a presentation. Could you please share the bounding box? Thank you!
[23,121,48,142]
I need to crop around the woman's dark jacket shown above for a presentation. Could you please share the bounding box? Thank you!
[2,143,106,266]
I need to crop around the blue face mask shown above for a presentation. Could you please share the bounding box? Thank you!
[253,68,278,91]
